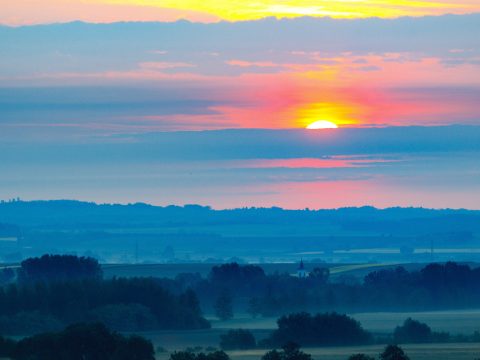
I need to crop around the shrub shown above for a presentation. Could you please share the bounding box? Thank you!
[393,318,432,344]
[270,312,372,347]
[380,345,410,360]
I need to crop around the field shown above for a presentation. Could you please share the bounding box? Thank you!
[142,309,480,360]
[101,262,421,280]
[223,344,480,360]
[152,341,480,360]
[204,309,480,335]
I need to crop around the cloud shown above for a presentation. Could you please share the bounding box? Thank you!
[1,127,479,208]
[3,0,480,25]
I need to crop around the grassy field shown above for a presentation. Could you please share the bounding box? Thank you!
[142,309,480,359]
[351,310,480,335]
[206,309,480,335]
[101,262,414,279]
[223,344,480,360]
[153,343,480,360]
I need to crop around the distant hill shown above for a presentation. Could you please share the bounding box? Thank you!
[0,200,479,264]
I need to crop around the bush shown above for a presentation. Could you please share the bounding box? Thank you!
[380,345,410,360]
[393,318,432,344]
[348,354,375,360]
[170,350,230,360]
[269,312,372,347]
[220,329,256,350]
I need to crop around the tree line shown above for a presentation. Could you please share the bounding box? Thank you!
[0,255,209,335]
[0,322,154,360]
[218,315,480,352]
[183,262,480,317]
[2,255,480,335]
[170,343,413,360]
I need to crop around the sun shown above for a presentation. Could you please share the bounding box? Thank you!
[306,120,339,129]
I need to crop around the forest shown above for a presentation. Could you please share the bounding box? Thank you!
[1,255,480,335]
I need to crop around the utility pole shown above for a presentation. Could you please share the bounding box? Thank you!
[430,238,434,262]
[135,240,139,264]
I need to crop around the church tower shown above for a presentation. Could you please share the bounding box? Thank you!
[297,259,307,278]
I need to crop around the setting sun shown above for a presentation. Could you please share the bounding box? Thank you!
[306,120,339,129]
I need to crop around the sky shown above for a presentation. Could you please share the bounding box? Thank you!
[2,0,480,25]
[1,2,480,209]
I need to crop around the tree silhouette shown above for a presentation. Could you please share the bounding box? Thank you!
[380,345,410,360]
[214,290,233,321]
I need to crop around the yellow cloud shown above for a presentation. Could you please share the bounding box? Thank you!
[99,0,480,20]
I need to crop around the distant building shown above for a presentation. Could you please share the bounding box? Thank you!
[297,259,308,278]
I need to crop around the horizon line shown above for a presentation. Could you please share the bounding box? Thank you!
[2,12,480,28]
[2,198,479,212]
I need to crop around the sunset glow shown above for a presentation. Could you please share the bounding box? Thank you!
[306,120,339,130]
[1,3,479,209]
[1,0,480,25]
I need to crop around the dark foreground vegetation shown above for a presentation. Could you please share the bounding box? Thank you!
[170,343,414,360]
[0,322,154,360]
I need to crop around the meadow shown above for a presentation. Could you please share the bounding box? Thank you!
[223,344,480,360]
[101,262,417,280]
[143,310,480,359]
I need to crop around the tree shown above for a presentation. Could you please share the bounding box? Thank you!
[170,351,197,360]
[308,267,330,284]
[261,343,311,360]
[18,254,102,284]
[170,350,230,360]
[247,297,261,318]
[270,312,372,347]
[380,345,410,360]
[262,349,282,360]
[13,323,155,360]
[209,263,266,295]
[214,290,233,321]
[0,276,210,334]
[0,336,16,358]
[220,329,256,350]
[111,335,155,360]
[393,318,432,344]
[281,342,311,360]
